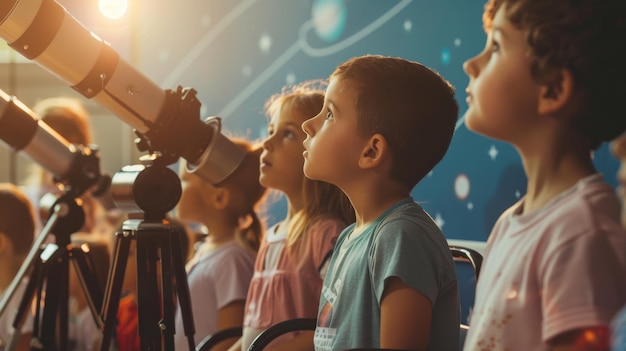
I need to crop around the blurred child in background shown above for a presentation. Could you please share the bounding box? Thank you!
[174,138,267,351]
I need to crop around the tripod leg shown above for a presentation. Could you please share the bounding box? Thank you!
[38,244,70,351]
[170,227,196,350]
[136,230,163,350]
[160,232,176,349]
[99,230,132,351]
[70,244,104,328]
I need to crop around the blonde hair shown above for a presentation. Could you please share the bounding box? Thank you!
[264,81,355,256]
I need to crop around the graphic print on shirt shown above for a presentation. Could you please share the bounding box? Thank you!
[314,241,350,350]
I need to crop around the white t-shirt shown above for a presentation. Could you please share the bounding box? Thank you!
[174,240,255,351]
[464,175,626,350]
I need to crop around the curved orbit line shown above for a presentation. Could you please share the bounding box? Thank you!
[299,0,413,57]
[160,0,259,89]
[217,42,301,118]
[219,0,414,119]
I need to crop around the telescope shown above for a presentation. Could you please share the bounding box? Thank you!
[0,0,246,184]
[1,1,246,349]
[0,88,110,351]
[0,89,106,198]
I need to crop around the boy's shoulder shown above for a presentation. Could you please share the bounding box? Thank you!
[372,200,447,244]
[381,200,436,227]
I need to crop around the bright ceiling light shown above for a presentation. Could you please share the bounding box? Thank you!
[99,0,128,20]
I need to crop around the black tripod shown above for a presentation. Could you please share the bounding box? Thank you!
[0,192,105,351]
[98,161,196,351]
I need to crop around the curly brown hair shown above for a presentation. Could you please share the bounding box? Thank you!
[483,0,626,150]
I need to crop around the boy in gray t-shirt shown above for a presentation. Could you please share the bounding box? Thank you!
[302,55,460,351]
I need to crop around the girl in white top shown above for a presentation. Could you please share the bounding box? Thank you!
[174,138,268,351]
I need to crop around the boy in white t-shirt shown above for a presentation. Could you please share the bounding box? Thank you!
[462,0,626,349]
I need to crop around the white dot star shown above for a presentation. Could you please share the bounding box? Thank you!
[488,145,499,161]
[434,212,445,229]
[454,38,461,47]
[467,202,474,210]
[286,73,296,85]
[515,190,521,198]
[427,170,433,177]
[403,20,412,32]
[258,33,272,54]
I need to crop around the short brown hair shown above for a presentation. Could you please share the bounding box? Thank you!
[33,97,93,145]
[483,0,626,149]
[0,183,35,255]
[330,55,458,189]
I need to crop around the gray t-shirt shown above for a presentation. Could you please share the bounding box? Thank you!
[314,198,459,351]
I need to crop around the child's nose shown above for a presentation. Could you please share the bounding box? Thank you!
[463,58,476,77]
[302,117,313,135]
[463,53,482,78]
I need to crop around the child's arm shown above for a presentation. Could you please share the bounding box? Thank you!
[225,331,315,351]
[226,337,242,351]
[213,300,246,351]
[380,276,432,351]
[265,330,315,351]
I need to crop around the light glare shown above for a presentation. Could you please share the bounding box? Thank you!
[99,0,128,20]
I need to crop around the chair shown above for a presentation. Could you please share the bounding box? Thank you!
[449,246,482,326]
[195,327,242,351]
[247,318,317,351]
[459,323,469,351]
[449,246,483,279]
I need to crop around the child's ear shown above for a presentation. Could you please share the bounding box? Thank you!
[358,134,388,169]
[538,68,575,115]
[212,188,230,210]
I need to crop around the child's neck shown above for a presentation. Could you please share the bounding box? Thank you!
[206,232,234,245]
[203,220,236,249]
[343,176,409,228]
[521,148,596,214]
[352,193,409,232]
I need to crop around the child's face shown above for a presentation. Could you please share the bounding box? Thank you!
[611,133,626,227]
[177,168,214,223]
[463,5,543,143]
[302,78,367,188]
[260,106,307,197]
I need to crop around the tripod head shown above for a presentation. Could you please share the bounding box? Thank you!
[38,192,86,244]
[110,155,182,221]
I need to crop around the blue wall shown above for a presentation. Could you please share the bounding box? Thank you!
[83,0,620,240]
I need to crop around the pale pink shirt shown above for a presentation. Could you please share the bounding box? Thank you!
[241,216,345,350]
[464,174,626,350]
